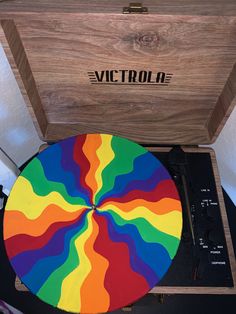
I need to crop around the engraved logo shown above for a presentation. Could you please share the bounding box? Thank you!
[88,70,173,86]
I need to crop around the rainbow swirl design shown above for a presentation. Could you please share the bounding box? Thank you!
[4,134,182,313]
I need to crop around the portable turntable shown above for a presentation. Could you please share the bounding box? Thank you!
[0,0,236,312]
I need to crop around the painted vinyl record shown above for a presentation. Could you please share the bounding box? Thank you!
[4,134,182,313]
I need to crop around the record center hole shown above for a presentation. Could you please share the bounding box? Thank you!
[91,204,97,211]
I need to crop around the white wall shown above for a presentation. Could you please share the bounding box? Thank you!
[211,106,236,205]
[0,44,43,167]
[0,148,19,195]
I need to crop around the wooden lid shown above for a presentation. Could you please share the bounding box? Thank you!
[0,1,236,144]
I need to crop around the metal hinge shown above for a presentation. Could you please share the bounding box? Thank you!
[123,3,148,14]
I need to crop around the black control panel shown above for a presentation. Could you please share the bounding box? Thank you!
[155,151,233,287]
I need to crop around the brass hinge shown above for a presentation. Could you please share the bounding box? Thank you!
[123,3,148,14]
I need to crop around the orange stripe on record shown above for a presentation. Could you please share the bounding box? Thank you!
[4,205,84,239]
[100,197,182,215]
[80,213,110,313]
[83,134,102,202]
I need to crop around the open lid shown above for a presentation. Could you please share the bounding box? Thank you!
[0,0,236,145]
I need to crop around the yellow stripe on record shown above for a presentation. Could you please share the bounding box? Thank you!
[6,177,85,219]
[94,134,115,202]
[99,204,182,239]
[58,211,93,313]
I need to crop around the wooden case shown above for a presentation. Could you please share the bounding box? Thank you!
[0,0,236,144]
[0,0,236,296]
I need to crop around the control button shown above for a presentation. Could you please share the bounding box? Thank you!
[206,205,218,219]
[208,228,222,245]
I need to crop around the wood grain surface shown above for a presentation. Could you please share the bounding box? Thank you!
[207,63,236,142]
[14,146,236,294]
[0,0,236,15]
[0,14,236,144]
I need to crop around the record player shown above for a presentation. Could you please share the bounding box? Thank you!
[0,0,236,305]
